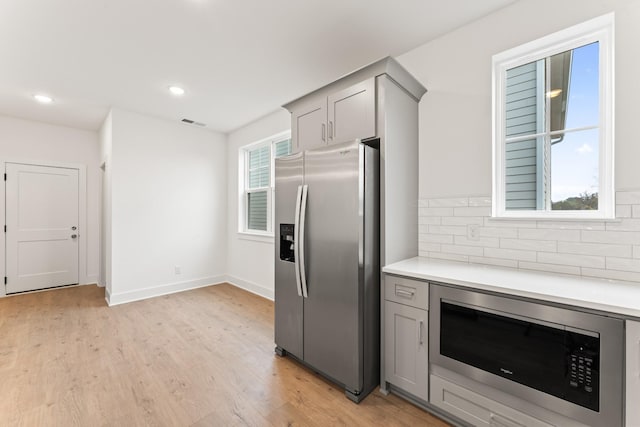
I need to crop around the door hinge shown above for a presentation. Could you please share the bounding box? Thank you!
[3,225,5,232]
[3,173,6,181]
[4,277,6,285]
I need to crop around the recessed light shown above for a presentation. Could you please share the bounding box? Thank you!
[168,86,185,96]
[33,94,53,104]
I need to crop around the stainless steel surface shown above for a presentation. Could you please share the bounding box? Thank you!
[430,284,624,427]
[302,140,362,391]
[293,185,303,297]
[299,184,308,298]
[275,139,379,400]
[274,152,304,360]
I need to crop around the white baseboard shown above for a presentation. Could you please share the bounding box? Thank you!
[225,275,274,301]
[106,275,226,306]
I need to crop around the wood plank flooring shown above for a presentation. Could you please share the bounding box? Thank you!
[0,283,450,426]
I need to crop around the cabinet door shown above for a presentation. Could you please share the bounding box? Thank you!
[327,78,376,145]
[384,300,428,401]
[627,320,640,427]
[291,99,327,153]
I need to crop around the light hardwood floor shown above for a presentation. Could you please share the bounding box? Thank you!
[0,283,450,426]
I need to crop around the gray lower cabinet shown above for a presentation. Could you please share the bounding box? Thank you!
[383,275,428,402]
[430,375,556,427]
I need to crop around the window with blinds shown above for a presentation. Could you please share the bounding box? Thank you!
[242,133,291,234]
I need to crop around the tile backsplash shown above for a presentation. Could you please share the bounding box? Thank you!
[419,191,640,283]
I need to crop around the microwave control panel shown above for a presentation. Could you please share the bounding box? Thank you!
[569,347,596,393]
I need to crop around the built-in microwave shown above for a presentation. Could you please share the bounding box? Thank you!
[429,284,624,427]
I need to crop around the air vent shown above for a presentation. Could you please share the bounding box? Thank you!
[181,118,206,127]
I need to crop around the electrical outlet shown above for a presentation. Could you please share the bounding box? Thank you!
[467,224,480,241]
[174,266,182,275]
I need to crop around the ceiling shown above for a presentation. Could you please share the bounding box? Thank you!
[0,0,516,134]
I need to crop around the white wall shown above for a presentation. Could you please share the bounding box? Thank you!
[398,0,640,199]
[0,115,100,296]
[106,108,228,305]
[396,0,640,282]
[226,109,290,300]
[99,111,112,294]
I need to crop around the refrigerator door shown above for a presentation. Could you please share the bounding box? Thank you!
[274,152,304,359]
[302,140,364,392]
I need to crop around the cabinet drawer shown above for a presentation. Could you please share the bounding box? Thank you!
[384,275,428,309]
[430,375,554,427]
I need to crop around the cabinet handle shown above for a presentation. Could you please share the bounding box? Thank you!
[328,121,333,139]
[321,123,326,142]
[419,320,424,345]
[395,288,415,299]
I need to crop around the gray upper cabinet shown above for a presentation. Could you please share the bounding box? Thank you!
[291,98,326,153]
[327,78,375,145]
[290,78,375,153]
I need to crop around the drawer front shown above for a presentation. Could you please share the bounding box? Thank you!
[384,275,428,310]
[430,375,554,427]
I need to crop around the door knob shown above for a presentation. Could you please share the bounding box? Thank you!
[71,234,78,239]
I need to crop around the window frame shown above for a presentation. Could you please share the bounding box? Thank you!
[492,13,615,219]
[239,130,291,238]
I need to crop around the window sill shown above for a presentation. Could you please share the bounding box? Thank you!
[237,231,274,243]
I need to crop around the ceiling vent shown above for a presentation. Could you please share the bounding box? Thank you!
[181,118,206,127]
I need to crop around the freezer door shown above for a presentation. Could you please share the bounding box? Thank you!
[302,140,364,392]
[274,153,304,359]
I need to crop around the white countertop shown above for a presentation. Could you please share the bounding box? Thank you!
[383,257,640,319]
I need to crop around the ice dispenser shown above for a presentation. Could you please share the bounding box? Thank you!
[279,224,295,262]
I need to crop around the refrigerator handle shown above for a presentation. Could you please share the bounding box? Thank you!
[293,185,303,297]
[299,184,309,298]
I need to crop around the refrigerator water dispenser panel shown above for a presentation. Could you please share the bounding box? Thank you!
[279,223,295,262]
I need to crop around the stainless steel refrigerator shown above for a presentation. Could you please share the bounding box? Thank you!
[274,139,380,403]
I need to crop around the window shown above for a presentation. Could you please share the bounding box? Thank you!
[492,14,614,219]
[240,131,292,235]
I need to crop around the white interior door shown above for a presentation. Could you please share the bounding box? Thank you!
[5,163,79,294]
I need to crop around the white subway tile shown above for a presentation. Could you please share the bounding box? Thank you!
[418,199,428,208]
[419,216,441,225]
[428,225,466,236]
[484,247,537,262]
[454,206,492,217]
[428,197,468,208]
[418,250,428,257]
[418,224,429,234]
[581,230,640,245]
[606,257,640,273]
[617,205,632,218]
[518,262,581,276]
[441,244,484,257]
[634,246,640,259]
[427,252,469,263]
[557,241,632,258]
[536,221,605,231]
[519,228,581,242]
[634,205,640,218]
[606,219,640,232]
[582,268,640,283]
[469,196,492,207]
[500,238,557,252]
[441,216,484,226]
[420,207,454,217]
[469,256,518,268]
[454,235,500,248]
[419,242,441,253]
[477,227,518,239]
[537,252,605,269]
[616,191,640,205]
[420,233,454,244]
